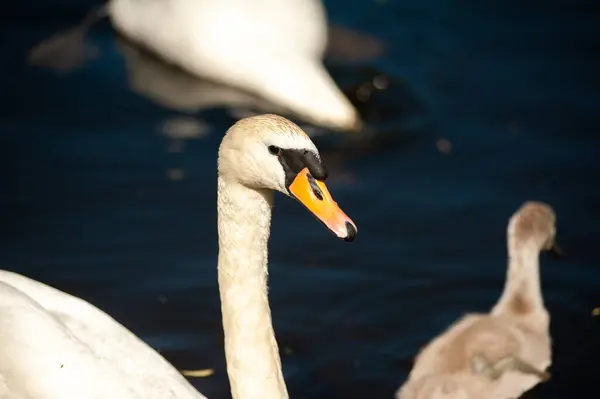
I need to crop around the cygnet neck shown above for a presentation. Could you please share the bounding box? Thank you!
[492,235,547,326]
[216,176,289,399]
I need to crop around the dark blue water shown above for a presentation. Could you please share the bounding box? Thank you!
[1,0,599,398]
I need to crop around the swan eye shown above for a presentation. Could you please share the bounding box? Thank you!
[268,145,281,156]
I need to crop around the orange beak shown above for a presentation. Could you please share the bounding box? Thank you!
[288,168,357,241]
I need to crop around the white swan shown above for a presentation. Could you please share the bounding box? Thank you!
[396,201,557,399]
[28,0,365,132]
[115,36,284,118]
[0,114,357,399]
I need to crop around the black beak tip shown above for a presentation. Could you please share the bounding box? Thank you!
[343,222,357,242]
[548,242,564,259]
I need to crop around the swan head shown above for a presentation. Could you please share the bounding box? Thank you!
[232,55,363,133]
[218,114,357,241]
[507,201,557,252]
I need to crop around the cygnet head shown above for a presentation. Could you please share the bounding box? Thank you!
[507,201,556,252]
[218,114,357,241]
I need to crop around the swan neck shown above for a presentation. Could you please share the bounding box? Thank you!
[217,177,288,399]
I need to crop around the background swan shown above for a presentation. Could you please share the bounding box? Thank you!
[27,0,373,132]
[0,114,357,399]
[115,36,284,118]
[396,201,557,399]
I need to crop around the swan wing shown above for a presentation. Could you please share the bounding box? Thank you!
[0,271,206,399]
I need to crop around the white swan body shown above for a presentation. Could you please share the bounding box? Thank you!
[116,36,280,116]
[0,114,357,399]
[0,271,205,399]
[107,0,361,131]
[27,1,372,131]
[396,201,556,399]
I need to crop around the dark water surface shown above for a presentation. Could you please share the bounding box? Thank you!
[1,0,600,398]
